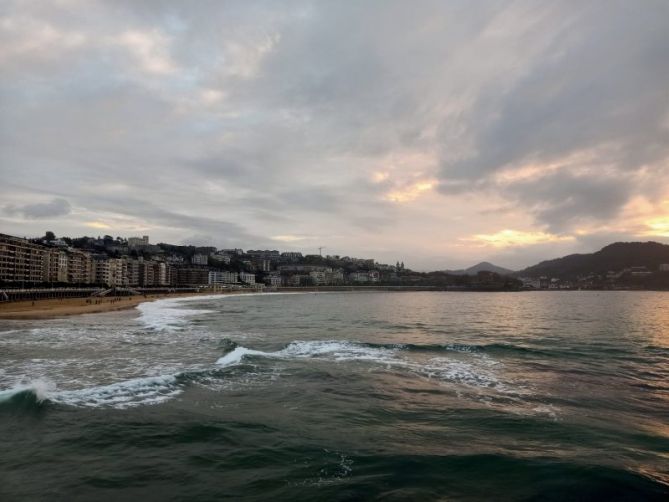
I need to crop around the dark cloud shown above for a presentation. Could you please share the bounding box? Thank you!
[0,0,667,268]
[504,171,633,233]
[436,2,669,230]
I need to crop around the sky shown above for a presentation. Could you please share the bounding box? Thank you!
[1,0,669,271]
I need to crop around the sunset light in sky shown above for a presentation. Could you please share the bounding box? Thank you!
[1,1,668,270]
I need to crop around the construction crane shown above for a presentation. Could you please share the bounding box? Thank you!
[318,246,326,256]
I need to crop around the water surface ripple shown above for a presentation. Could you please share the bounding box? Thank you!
[1,291,668,500]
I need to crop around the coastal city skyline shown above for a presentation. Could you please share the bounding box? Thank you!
[2,1,669,270]
[2,2,668,500]
[3,230,669,294]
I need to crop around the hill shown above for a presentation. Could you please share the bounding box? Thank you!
[447,261,514,276]
[516,241,669,278]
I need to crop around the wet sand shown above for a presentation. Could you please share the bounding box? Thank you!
[0,292,216,320]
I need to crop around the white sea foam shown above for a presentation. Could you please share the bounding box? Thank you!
[0,339,509,410]
[137,298,214,331]
[0,379,53,403]
[136,292,308,331]
[216,347,272,366]
[136,293,261,330]
[52,374,182,408]
[0,374,183,409]
[214,340,504,390]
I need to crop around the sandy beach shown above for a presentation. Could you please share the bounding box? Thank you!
[0,292,215,320]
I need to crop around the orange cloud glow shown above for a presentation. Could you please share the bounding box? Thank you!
[385,180,438,203]
[465,229,574,248]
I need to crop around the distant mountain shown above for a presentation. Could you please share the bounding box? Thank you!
[447,261,514,276]
[516,241,669,278]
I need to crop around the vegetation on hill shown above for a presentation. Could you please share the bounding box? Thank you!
[447,262,514,276]
[516,242,669,278]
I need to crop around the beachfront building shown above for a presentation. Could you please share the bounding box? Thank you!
[93,256,111,285]
[285,274,311,286]
[327,269,345,284]
[137,260,169,287]
[239,271,256,284]
[108,258,127,287]
[0,233,45,284]
[264,274,282,287]
[139,260,154,286]
[208,270,238,285]
[309,270,327,285]
[123,257,140,286]
[348,270,380,283]
[43,248,68,283]
[176,267,209,286]
[67,249,93,284]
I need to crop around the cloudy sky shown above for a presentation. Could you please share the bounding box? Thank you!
[1,0,668,270]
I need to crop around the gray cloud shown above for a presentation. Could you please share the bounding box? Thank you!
[436,2,669,229]
[4,198,72,219]
[503,171,633,233]
[0,0,668,269]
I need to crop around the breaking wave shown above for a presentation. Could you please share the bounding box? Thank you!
[215,340,504,390]
[0,380,52,412]
[136,292,296,331]
[0,376,182,411]
[0,340,515,411]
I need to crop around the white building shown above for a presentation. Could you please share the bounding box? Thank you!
[264,275,282,287]
[309,270,327,285]
[239,271,256,284]
[191,254,209,266]
[209,270,238,285]
[349,271,380,283]
[327,269,345,284]
[123,258,140,286]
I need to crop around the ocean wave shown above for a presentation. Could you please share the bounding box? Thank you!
[0,380,52,412]
[54,374,182,408]
[0,339,512,411]
[0,375,183,411]
[215,340,504,390]
[136,299,214,331]
[135,292,297,331]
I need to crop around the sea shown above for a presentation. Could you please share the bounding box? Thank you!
[1,291,668,501]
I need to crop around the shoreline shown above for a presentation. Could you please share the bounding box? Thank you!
[0,291,254,320]
[3,287,664,321]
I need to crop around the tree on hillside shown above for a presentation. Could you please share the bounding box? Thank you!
[44,231,55,241]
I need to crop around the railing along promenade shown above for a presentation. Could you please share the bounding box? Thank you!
[0,286,203,302]
[0,283,501,303]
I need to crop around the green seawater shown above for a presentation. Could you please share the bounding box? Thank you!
[1,291,668,500]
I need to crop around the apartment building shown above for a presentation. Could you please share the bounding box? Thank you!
[0,233,45,284]
[348,270,380,283]
[123,257,140,286]
[43,248,68,283]
[239,271,256,284]
[67,249,93,284]
[208,270,238,285]
[191,254,209,266]
[176,267,209,286]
